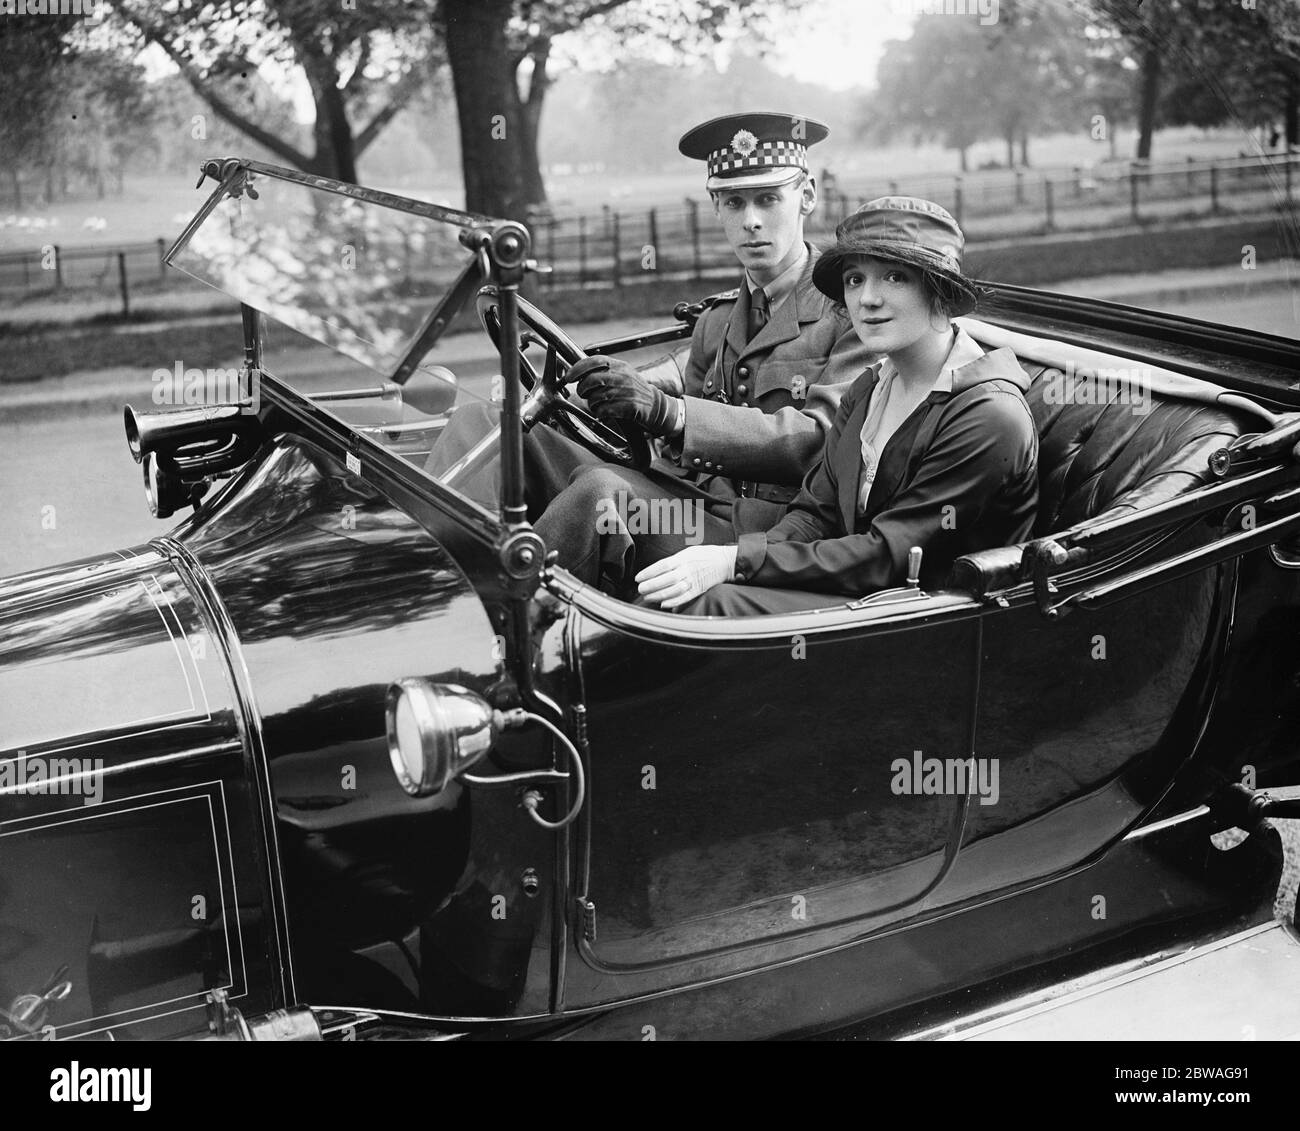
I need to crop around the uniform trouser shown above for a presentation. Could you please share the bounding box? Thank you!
[425,401,784,593]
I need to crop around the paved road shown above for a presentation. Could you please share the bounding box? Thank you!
[0,315,660,577]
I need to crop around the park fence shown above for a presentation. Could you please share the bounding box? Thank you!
[530,151,1300,290]
[0,239,171,309]
[3,151,1297,313]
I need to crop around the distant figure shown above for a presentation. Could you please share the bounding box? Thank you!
[1269,126,1282,150]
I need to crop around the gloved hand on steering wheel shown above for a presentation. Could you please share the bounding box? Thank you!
[570,355,684,439]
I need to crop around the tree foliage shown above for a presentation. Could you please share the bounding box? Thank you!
[866,0,1300,171]
[1083,0,1300,157]
[109,0,434,182]
[869,1,1088,170]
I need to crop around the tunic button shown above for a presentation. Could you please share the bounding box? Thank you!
[704,380,713,390]
[704,461,714,469]
[740,401,749,407]
[738,366,750,378]
[692,458,701,466]
[736,384,748,395]
[735,572,747,582]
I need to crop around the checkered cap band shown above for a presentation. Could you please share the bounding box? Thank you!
[707,140,809,179]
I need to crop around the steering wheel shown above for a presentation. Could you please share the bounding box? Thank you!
[476,286,653,469]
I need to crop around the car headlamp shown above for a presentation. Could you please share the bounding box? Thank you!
[385,680,499,797]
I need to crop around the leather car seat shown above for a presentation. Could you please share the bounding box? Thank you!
[1023,359,1249,534]
[949,359,1252,596]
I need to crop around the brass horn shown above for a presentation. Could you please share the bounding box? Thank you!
[124,403,262,477]
[125,403,263,519]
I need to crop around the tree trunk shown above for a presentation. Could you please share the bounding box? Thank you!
[1018,131,1030,167]
[514,38,551,208]
[302,48,358,183]
[1136,43,1161,161]
[441,0,532,219]
[958,145,968,173]
[10,167,21,210]
[1005,132,1014,168]
[316,86,358,182]
[1286,67,1299,148]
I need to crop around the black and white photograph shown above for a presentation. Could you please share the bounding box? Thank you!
[3,0,1300,1083]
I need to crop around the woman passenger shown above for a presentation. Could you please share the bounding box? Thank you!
[636,196,1038,615]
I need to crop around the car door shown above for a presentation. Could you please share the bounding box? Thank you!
[560,591,986,1007]
[961,529,1237,894]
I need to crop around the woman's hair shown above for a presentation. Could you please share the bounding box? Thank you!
[831,260,975,322]
[921,267,975,320]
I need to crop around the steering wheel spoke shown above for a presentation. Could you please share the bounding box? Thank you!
[476,286,652,469]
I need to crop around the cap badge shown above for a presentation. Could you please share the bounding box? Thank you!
[730,129,759,157]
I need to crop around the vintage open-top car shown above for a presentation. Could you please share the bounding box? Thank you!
[3,158,1300,1041]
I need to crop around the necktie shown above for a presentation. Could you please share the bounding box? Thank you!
[747,287,769,342]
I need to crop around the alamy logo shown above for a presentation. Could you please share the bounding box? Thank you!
[1040,360,1153,416]
[151,361,258,410]
[891,0,999,25]
[891,749,1000,806]
[1,0,105,17]
[593,489,704,545]
[0,753,104,805]
[50,1063,151,1111]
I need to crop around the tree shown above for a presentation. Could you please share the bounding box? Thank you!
[111,0,432,183]
[1084,0,1300,159]
[979,0,1086,167]
[1154,3,1300,148]
[0,16,79,207]
[868,16,991,172]
[63,53,162,197]
[435,0,809,218]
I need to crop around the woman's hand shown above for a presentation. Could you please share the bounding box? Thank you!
[636,545,739,609]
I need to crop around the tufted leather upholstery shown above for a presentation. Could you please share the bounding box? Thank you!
[1020,359,1250,536]
[948,359,1253,596]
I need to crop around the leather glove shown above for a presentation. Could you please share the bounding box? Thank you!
[636,545,739,610]
[571,355,682,438]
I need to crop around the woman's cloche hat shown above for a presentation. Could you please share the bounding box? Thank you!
[812,196,979,316]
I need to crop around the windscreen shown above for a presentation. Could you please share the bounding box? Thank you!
[167,165,511,516]
[169,168,474,377]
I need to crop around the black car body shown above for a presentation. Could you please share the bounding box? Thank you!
[3,159,1300,1041]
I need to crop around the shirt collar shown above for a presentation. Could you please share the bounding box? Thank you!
[874,325,985,395]
[746,242,809,313]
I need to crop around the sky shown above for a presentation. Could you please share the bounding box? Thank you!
[747,0,917,90]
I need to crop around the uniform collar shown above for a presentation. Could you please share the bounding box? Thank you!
[745,241,809,314]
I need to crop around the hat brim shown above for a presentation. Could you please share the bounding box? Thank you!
[812,241,979,316]
[706,167,808,192]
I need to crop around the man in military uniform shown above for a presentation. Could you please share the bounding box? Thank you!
[534,111,874,590]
